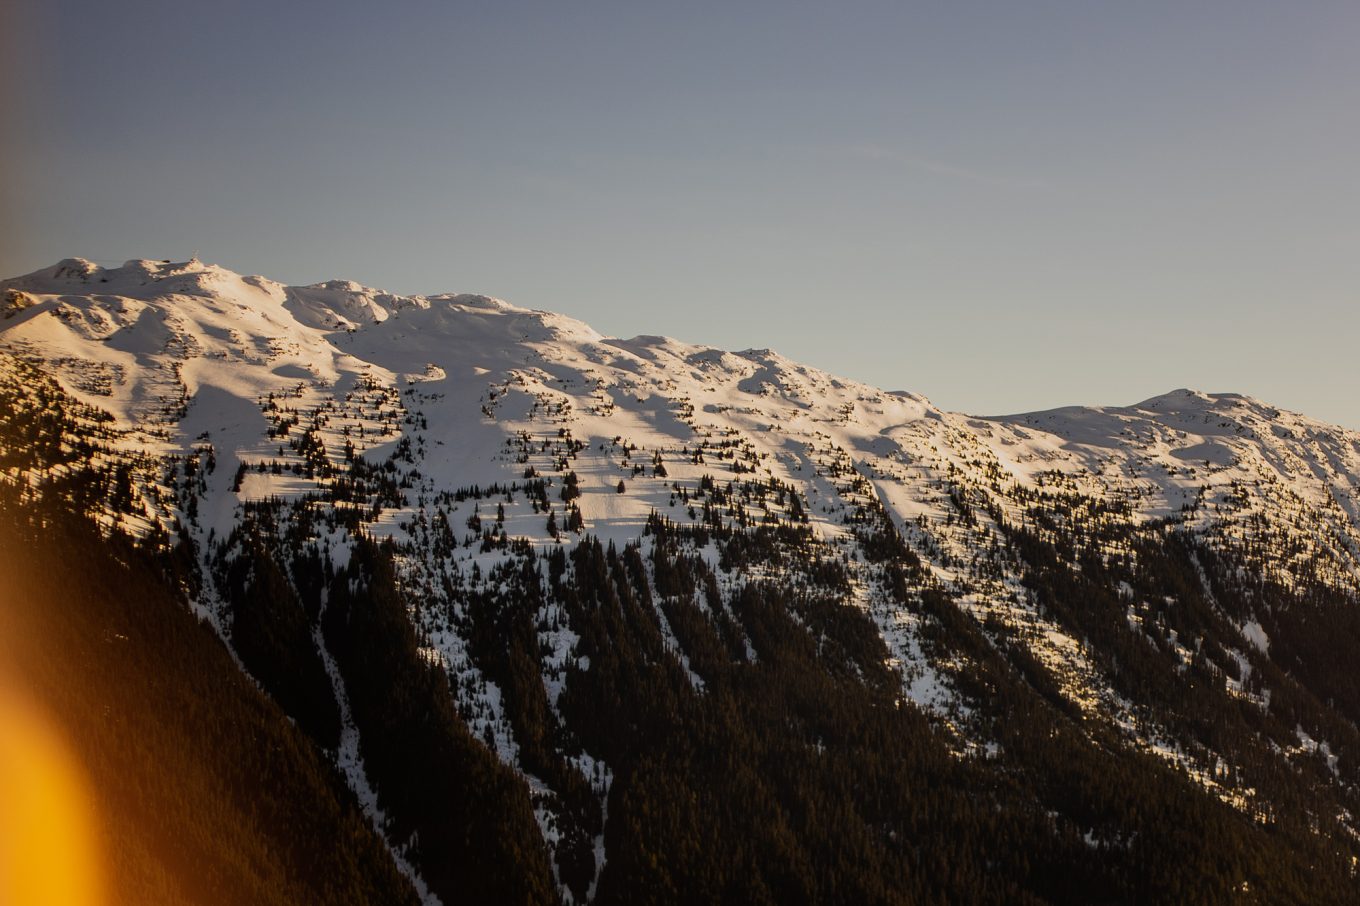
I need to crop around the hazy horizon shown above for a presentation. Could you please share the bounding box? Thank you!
[5,1,1358,428]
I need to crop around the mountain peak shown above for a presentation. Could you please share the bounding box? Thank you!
[1133,388,1250,412]
[2,256,247,299]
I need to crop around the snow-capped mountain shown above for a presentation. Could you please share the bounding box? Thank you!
[5,257,1360,904]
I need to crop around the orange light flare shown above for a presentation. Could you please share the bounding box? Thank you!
[0,682,105,906]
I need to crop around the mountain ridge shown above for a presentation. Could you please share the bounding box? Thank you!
[3,256,1334,433]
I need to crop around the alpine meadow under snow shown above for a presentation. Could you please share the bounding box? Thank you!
[5,257,1360,904]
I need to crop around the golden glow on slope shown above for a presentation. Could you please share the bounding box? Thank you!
[0,685,104,906]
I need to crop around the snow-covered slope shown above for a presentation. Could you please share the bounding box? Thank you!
[6,254,1360,726]
[8,259,1356,564]
[6,257,1360,903]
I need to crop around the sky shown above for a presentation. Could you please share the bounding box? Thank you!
[4,1,1359,427]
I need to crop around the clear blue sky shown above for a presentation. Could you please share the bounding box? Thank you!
[5,1,1359,427]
